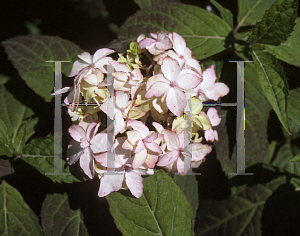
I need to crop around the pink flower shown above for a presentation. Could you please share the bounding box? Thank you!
[157,129,212,175]
[154,32,202,74]
[145,57,202,117]
[138,31,172,55]
[66,121,109,179]
[95,137,154,198]
[122,120,163,169]
[205,108,221,142]
[192,65,229,102]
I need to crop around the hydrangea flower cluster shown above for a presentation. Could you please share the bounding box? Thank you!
[55,31,229,198]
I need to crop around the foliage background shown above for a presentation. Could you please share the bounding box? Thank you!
[1,0,300,235]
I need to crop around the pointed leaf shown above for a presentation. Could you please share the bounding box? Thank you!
[0,120,13,158]
[288,153,300,162]
[0,181,43,236]
[41,193,88,236]
[0,85,38,142]
[288,87,300,128]
[134,0,180,9]
[238,0,276,26]
[209,0,233,28]
[251,50,290,134]
[2,35,83,102]
[264,18,300,67]
[195,177,286,235]
[106,169,194,236]
[248,0,298,46]
[118,3,232,59]
[173,169,199,219]
[21,135,80,183]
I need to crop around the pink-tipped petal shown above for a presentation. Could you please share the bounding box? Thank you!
[98,172,124,197]
[84,74,99,86]
[116,91,129,108]
[90,133,108,153]
[162,129,180,151]
[145,81,170,99]
[157,150,180,166]
[132,149,148,169]
[177,72,202,90]
[93,48,115,62]
[171,32,186,55]
[145,154,158,169]
[94,152,124,168]
[144,142,162,154]
[204,83,230,101]
[80,147,94,179]
[66,140,84,165]
[177,154,191,175]
[161,57,181,82]
[191,143,212,161]
[207,108,221,126]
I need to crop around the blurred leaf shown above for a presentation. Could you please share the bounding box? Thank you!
[248,0,298,46]
[0,181,43,235]
[2,35,83,102]
[0,85,38,143]
[237,0,276,26]
[288,154,300,162]
[252,50,290,134]
[288,87,300,128]
[264,18,300,67]
[173,169,199,219]
[195,176,286,235]
[21,135,80,183]
[134,0,180,9]
[0,74,9,85]
[106,169,194,236]
[41,193,88,236]
[0,120,13,158]
[0,159,14,177]
[209,0,233,28]
[263,141,278,165]
[118,3,232,60]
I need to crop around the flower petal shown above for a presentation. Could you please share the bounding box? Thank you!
[80,147,94,179]
[115,91,129,108]
[191,143,212,161]
[132,149,148,169]
[177,153,191,175]
[98,172,124,197]
[90,133,108,153]
[171,32,186,55]
[204,83,230,101]
[157,150,180,166]
[177,70,202,89]
[161,57,180,82]
[125,169,144,198]
[66,140,84,165]
[145,81,170,99]
[166,87,186,117]
[162,129,180,151]
[144,142,162,154]
[127,120,149,139]
[93,48,115,63]
[68,125,86,142]
[94,152,124,168]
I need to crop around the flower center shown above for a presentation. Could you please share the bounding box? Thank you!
[170,81,178,87]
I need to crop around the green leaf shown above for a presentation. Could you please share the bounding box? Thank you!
[200,57,224,81]
[0,120,13,158]
[264,18,300,67]
[288,87,300,128]
[41,193,88,236]
[288,154,300,162]
[106,169,194,236]
[134,0,180,9]
[251,49,290,134]
[0,160,14,178]
[21,135,80,183]
[13,124,26,154]
[272,143,300,175]
[195,176,286,235]
[209,0,233,28]
[173,170,199,219]
[248,0,298,46]
[2,35,83,102]
[237,0,276,27]
[0,181,43,236]
[118,3,232,59]
[0,85,38,143]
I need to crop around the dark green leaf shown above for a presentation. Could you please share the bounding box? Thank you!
[288,87,300,128]
[0,160,14,178]
[173,170,199,219]
[248,0,298,46]
[195,176,286,235]
[251,49,290,133]
[264,18,300,66]
[106,169,194,236]
[0,120,13,158]
[209,0,233,28]
[0,74,9,85]
[41,193,88,236]
[21,135,80,183]
[118,3,232,59]
[134,0,180,9]
[0,181,43,236]
[2,35,83,102]
[237,0,276,27]
[288,154,300,162]
[0,85,38,143]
